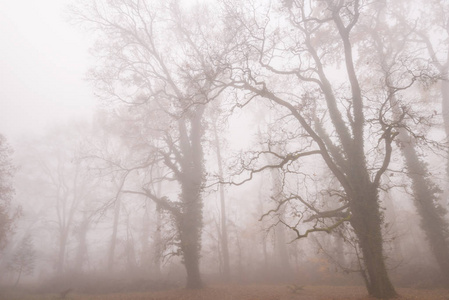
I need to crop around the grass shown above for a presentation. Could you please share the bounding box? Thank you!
[1,284,449,300]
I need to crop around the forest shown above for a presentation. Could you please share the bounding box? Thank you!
[1,0,449,299]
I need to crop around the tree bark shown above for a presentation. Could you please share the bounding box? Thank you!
[398,131,449,283]
[176,107,205,289]
[349,185,397,298]
[178,183,203,289]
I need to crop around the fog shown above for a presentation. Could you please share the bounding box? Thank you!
[1,1,449,300]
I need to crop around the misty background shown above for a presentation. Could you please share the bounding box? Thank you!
[0,0,448,299]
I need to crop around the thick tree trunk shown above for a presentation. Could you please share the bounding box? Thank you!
[399,132,449,283]
[178,193,203,289]
[182,235,202,289]
[349,185,397,298]
[177,107,205,289]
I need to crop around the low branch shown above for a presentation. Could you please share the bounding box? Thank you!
[304,204,350,222]
[282,214,351,242]
[122,189,181,217]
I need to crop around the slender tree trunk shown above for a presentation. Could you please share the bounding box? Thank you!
[14,267,22,287]
[57,229,69,274]
[74,214,89,272]
[108,195,121,271]
[441,78,449,206]
[382,183,403,262]
[151,179,163,276]
[334,233,345,266]
[213,123,231,282]
[141,202,151,270]
[270,167,291,280]
[125,212,137,272]
[153,205,162,277]
[257,177,268,270]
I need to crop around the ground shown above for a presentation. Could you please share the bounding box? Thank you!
[1,284,449,300]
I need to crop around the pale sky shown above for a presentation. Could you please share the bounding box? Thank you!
[0,0,95,142]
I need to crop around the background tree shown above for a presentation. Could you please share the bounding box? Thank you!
[367,1,449,284]
[7,234,35,287]
[0,134,17,253]
[211,109,231,281]
[18,124,99,275]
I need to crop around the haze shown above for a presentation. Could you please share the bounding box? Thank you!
[1,1,449,300]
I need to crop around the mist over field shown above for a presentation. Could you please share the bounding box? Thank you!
[1,1,449,299]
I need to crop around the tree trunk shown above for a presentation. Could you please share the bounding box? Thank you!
[14,267,22,287]
[140,202,151,270]
[398,131,449,283]
[57,229,68,274]
[150,180,163,276]
[270,167,291,280]
[153,205,162,277]
[125,213,137,272]
[382,182,403,262]
[74,214,89,272]
[177,107,205,289]
[213,123,231,282]
[178,198,203,289]
[440,78,449,210]
[349,185,397,298]
[442,77,449,179]
[274,219,290,279]
[257,178,268,270]
[385,69,449,283]
[108,195,121,271]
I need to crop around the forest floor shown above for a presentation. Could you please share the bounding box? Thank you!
[2,284,449,300]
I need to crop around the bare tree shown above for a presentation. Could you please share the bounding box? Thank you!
[25,125,98,275]
[107,175,125,272]
[367,1,449,284]
[412,0,449,185]
[72,0,232,288]
[8,234,35,287]
[0,134,17,253]
[217,0,434,297]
